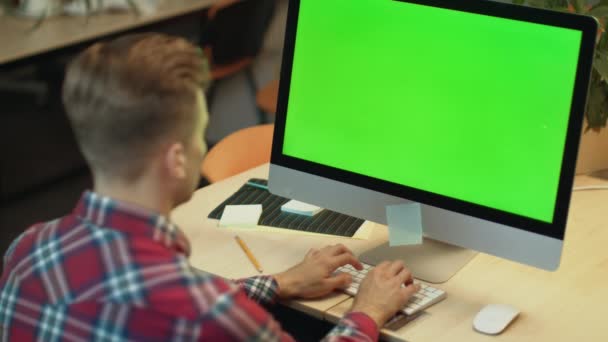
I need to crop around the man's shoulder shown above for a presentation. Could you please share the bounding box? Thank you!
[3,215,78,268]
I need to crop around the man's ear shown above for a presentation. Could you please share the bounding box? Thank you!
[165,142,187,179]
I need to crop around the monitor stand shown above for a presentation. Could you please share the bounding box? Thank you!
[359,238,477,284]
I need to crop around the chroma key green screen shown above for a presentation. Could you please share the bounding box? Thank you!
[282,0,582,223]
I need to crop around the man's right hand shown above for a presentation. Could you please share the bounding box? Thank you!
[349,260,421,327]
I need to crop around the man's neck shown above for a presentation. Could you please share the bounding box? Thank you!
[93,176,173,217]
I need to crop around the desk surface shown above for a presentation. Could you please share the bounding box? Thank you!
[327,175,608,341]
[172,164,387,319]
[172,165,608,341]
[0,0,216,65]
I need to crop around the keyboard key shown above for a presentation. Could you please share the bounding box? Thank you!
[338,262,447,316]
[419,297,433,306]
[407,304,420,311]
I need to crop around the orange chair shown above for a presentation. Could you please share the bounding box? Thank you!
[256,79,279,115]
[201,124,274,183]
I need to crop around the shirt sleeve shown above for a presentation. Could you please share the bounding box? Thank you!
[233,276,378,341]
[211,283,379,342]
[234,275,279,305]
[322,312,380,342]
[207,281,295,341]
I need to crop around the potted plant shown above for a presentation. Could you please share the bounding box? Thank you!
[1,0,141,22]
[515,0,608,174]
[1,0,64,17]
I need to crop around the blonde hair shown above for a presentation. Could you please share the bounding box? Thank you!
[63,33,208,180]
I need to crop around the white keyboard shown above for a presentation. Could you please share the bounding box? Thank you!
[336,263,446,316]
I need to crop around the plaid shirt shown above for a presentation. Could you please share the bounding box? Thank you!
[0,191,378,341]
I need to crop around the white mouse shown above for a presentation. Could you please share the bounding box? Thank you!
[473,304,520,335]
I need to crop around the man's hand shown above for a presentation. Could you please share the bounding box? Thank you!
[274,244,362,299]
[350,261,420,327]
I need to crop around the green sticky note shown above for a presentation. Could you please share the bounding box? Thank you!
[387,203,423,246]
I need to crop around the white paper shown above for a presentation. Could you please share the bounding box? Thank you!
[219,204,263,227]
[281,200,323,216]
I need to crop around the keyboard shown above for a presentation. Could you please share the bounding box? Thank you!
[336,263,446,316]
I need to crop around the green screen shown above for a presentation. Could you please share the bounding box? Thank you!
[282,0,583,223]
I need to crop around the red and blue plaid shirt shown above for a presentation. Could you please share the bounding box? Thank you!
[0,191,378,341]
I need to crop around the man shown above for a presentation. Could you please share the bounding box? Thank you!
[0,34,419,341]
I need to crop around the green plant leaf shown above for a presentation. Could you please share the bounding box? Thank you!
[548,0,570,8]
[527,0,546,8]
[594,51,608,81]
[552,6,572,13]
[589,5,608,18]
[599,30,608,51]
[512,0,526,5]
[586,77,608,130]
[570,0,587,13]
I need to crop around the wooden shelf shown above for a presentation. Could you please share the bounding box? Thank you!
[0,0,217,65]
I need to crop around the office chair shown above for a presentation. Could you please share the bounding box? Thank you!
[256,78,279,116]
[200,0,276,124]
[201,124,274,183]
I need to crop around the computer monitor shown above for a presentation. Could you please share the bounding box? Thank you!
[269,0,597,282]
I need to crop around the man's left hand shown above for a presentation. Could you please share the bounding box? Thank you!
[274,244,362,300]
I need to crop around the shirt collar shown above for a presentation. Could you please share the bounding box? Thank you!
[73,191,191,256]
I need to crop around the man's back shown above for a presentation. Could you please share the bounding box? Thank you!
[0,192,284,341]
[0,32,418,341]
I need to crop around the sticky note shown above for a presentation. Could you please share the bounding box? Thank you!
[386,203,423,246]
[281,200,323,216]
[219,205,263,227]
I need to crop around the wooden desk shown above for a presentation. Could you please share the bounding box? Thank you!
[327,175,608,341]
[0,0,217,65]
[171,164,387,319]
[172,165,608,341]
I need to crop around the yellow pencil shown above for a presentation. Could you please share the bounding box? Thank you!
[234,235,263,273]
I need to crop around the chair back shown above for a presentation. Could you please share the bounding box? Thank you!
[201,124,274,183]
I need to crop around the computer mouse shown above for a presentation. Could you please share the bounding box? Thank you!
[473,304,520,335]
